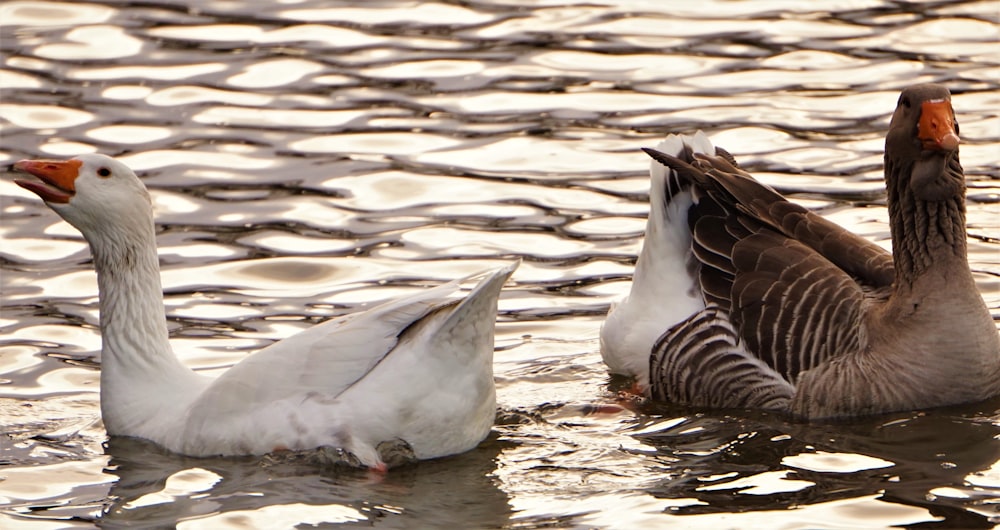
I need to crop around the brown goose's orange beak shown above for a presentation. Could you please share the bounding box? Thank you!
[13,159,82,204]
[918,99,959,151]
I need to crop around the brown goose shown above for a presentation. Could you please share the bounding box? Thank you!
[601,84,1000,418]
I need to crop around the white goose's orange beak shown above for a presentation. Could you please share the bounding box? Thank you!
[13,159,82,204]
[918,99,959,151]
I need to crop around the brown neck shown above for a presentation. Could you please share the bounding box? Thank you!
[885,156,969,289]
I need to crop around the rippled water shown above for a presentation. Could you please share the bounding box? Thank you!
[2,0,999,528]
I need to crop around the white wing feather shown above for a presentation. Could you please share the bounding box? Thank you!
[190,279,463,417]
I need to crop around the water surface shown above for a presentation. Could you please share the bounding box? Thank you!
[1,0,999,528]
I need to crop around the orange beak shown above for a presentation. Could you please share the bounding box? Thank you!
[13,159,82,204]
[918,99,959,151]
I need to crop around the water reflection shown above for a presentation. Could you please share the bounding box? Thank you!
[1,0,998,528]
[632,400,1000,528]
[99,436,513,528]
[1,1,114,26]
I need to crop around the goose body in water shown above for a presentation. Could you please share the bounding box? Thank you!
[601,84,1000,418]
[14,154,517,470]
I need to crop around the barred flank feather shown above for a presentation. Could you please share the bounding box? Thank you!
[650,306,793,411]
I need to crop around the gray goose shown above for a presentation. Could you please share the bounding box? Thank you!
[601,84,1000,418]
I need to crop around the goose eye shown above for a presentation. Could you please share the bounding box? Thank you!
[901,97,911,109]
[97,167,111,178]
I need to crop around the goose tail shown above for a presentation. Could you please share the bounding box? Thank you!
[600,133,712,385]
[430,260,518,363]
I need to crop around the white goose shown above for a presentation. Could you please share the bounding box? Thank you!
[14,153,518,470]
[601,84,1000,418]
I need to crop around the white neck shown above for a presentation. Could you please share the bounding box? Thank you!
[87,216,205,437]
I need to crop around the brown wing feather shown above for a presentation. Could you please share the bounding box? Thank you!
[690,152,894,288]
[730,232,868,383]
[644,145,883,386]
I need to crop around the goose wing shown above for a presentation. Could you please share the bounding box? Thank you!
[667,149,894,289]
[190,278,464,416]
[645,147,887,386]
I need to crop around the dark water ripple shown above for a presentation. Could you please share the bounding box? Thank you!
[1,0,998,528]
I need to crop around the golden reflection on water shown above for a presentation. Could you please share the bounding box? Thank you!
[0,103,94,129]
[0,459,110,503]
[123,467,222,510]
[1,0,113,26]
[1,0,998,528]
[35,25,142,60]
[180,502,369,528]
[783,451,895,473]
[278,4,495,25]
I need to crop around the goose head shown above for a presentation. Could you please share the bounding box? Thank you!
[885,83,963,201]
[14,153,154,239]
